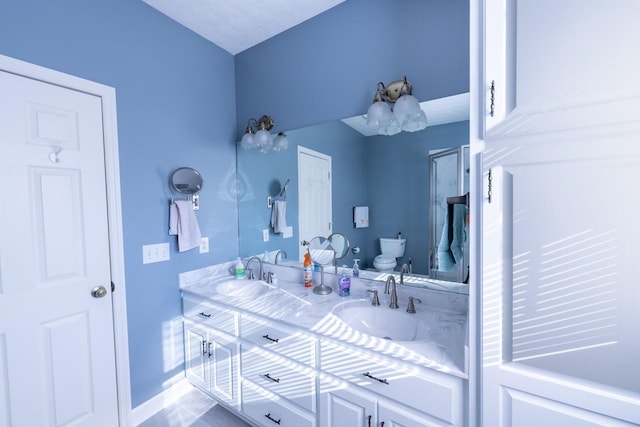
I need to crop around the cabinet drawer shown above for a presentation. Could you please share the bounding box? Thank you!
[240,316,315,366]
[242,380,316,427]
[183,295,238,336]
[320,340,463,425]
[242,345,316,413]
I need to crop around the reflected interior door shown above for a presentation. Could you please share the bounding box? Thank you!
[0,71,119,426]
[298,146,332,261]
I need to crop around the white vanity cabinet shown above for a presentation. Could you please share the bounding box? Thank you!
[319,340,465,427]
[183,320,240,409]
[182,291,467,427]
[239,315,318,427]
[483,0,640,138]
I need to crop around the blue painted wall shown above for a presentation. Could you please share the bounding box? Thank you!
[0,0,238,407]
[366,121,470,274]
[235,0,470,136]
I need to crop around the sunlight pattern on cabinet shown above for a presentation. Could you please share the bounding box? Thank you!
[163,316,185,373]
[512,227,618,362]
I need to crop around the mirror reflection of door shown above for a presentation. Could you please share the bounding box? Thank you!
[298,146,332,261]
[429,146,470,282]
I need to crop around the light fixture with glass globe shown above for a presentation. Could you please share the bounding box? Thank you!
[366,76,427,135]
[239,115,289,153]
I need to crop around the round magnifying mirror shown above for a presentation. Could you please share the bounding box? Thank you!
[328,233,350,260]
[308,236,336,295]
[170,167,203,195]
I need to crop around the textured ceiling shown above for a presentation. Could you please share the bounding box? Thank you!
[142,0,346,55]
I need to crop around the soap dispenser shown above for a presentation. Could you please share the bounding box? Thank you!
[352,259,360,278]
[234,257,245,279]
[339,265,351,296]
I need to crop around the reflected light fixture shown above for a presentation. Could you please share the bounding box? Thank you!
[366,76,428,135]
[239,115,288,153]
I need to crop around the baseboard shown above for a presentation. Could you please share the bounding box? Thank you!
[130,376,194,426]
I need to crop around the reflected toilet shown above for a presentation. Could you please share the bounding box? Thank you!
[373,238,406,272]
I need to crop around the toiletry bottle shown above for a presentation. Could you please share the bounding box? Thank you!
[352,259,360,278]
[397,231,402,239]
[303,252,313,287]
[339,265,351,296]
[263,250,271,263]
[234,257,245,279]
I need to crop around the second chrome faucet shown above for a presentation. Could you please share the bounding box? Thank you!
[384,276,399,309]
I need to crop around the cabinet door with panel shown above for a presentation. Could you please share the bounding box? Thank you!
[378,402,449,427]
[207,329,240,409]
[319,379,376,427]
[184,320,209,391]
[484,0,640,137]
[183,319,240,409]
[482,135,640,426]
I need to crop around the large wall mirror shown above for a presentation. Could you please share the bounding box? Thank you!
[237,93,470,295]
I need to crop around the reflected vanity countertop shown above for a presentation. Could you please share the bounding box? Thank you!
[180,262,468,379]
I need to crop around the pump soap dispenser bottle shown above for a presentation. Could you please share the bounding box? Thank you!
[352,259,360,278]
[339,265,351,296]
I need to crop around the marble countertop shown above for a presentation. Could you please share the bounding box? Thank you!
[180,263,468,379]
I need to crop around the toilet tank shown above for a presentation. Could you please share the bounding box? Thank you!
[380,238,406,257]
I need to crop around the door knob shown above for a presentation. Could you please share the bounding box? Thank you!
[91,286,108,298]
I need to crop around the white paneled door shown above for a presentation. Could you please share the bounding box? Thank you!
[0,71,119,426]
[482,135,640,426]
[298,146,332,261]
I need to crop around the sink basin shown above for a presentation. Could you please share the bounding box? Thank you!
[331,301,430,342]
[214,279,271,297]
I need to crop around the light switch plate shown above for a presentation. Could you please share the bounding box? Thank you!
[283,226,293,239]
[199,237,209,253]
[262,229,269,242]
[142,243,170,264]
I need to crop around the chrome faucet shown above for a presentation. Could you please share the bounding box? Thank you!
[245,256,263,280]
[385,276,399,309]
[400,263,410,284]
[274,250,287,265]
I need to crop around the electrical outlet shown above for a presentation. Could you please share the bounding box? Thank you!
[283,226,293,239]
[142,243,170,264]
[262,229,269,242]
[199,237,209,254]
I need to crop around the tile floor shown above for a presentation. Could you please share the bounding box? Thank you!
[138,387,252,427]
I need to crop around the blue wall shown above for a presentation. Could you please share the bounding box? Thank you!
[235,0,470,135]
[0,0,238,407]
[366,121,470,274]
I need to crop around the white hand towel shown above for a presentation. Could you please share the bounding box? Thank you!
[270,200,287,233]
[169,200,202,252]
[353,206,369,228]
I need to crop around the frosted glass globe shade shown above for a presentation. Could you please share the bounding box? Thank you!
[240,132,255,149]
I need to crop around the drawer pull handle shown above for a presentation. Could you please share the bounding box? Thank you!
[363,372,389,385]
[198,312,211,318]
[262,334,279,343]
[264,413,281,425]
[368,414,372,427]
[201,340,207,356]
[263,373,280,383]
